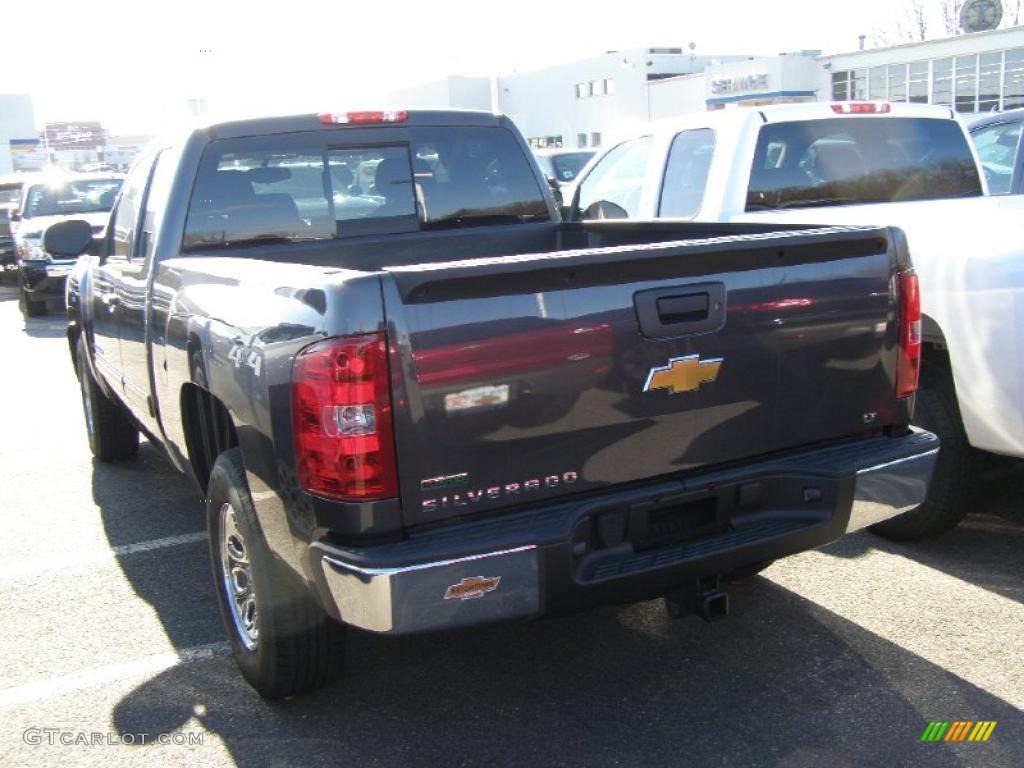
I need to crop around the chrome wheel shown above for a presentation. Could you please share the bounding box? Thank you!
[220,503,258,650]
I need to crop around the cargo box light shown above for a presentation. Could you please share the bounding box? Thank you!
[318,111,408,125]
[831,102,892,114]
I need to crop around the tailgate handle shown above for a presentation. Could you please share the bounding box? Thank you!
[657,294,709,324]
[635,283,726,338]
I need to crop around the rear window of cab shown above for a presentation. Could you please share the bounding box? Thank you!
[746,117,983,211]
[183,126,550,251]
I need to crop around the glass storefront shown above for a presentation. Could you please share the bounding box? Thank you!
[831,47,1024,114]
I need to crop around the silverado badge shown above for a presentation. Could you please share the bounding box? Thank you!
[644,355,723,395]
[444,576,502,601]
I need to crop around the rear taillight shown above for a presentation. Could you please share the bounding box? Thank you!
[896,270,922,398]
[831,102,892,114]
[292,332,398,501]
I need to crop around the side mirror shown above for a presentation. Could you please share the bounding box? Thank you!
[43,219,93,258]
[10,210,21,222]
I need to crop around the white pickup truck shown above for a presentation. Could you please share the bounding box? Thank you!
[568,101,1024,539]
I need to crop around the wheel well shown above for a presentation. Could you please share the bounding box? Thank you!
[181,384,239,492]
[921,315,950,371]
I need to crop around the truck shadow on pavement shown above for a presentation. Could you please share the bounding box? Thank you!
[105,577,1024,768]
[20,311,68,339]
[88,448,1024,768]
[819,465,1024,606]
[91,441,225,654]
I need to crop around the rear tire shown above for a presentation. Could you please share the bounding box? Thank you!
[76,337,139,461]
[208,448,346,699]
[869,361,979,541]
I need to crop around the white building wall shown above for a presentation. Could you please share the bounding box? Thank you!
[0,94,37,175]
[388,76,492,111]
[648,74,707,121]
[823,26,1024,70]
[497,50,748,148]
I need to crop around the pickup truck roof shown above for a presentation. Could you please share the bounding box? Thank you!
[203,109,506,140]
[646,101,958,135]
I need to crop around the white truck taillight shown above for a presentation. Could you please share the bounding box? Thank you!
[831,102,892,114]
[292,333,398,501]
[896,270,922,399]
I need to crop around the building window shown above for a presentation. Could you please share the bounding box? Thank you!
[831,71,851,101]
[529,136,563,149]
[590,80,603,96]
[577,133,588,148]
[888,64,907,102]
[591,132,602,147]
[979,51,1002,113]
[909,61,929,103]
[869,65,887,99]
[1005,48,1024,109]
[575,82,586,99]
[933,57,953,106]
[852,69,868,100]
[604,78,616,95]
[955,54,978,113]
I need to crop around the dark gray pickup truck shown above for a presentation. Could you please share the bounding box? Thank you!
[50,109,938,698]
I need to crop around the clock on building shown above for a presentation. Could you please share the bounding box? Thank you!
[960,0,1004,33]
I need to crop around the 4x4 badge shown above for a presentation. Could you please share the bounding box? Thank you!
[644,355,723,395]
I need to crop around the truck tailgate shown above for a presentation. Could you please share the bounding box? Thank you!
[382,227,902,527]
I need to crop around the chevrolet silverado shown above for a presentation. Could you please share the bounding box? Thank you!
[50,109,937,698]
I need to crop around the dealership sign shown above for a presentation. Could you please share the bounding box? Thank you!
[710,73,770,96]
[43,121,106,150]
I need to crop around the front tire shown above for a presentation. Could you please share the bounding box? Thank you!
[76,337,139,461]
[870,361,979,541]
[207,448,346,699]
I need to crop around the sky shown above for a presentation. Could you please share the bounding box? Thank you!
[0,0,987,134]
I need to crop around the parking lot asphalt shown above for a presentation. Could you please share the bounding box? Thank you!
[0,283,1021,768]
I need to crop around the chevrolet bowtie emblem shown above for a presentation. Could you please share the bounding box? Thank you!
[643,355,723,395]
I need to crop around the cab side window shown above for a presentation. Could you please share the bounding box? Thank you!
[971,121,1022,195]
[111,154,156,261]
[575,137,653,220]
[658,129,715,218]
[139,148,178,265]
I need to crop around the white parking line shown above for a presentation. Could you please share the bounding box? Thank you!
[0,641,231,710]
[0,531,208,580]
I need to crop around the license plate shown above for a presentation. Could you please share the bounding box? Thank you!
[444,384,511,413]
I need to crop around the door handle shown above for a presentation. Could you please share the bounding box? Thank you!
[657,294,709,324]
[634,283,726,339]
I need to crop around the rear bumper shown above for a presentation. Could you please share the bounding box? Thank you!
[313,429,938,634]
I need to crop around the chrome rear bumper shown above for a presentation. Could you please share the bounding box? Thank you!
[846,449,939,532]
[317,429,939,635]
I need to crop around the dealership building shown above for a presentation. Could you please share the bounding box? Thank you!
[0,94,39,175]
[390,25,1024,150]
